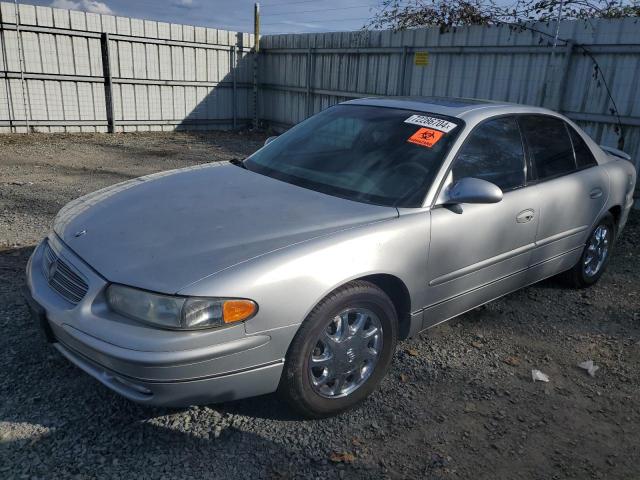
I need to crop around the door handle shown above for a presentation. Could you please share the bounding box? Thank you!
[590,188,603,199]
[516,209,535,223]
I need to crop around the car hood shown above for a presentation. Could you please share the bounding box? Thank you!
[54,162,397,293]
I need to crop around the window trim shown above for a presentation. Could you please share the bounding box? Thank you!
[565,121,598,172]
[517,114,579,185]
[431,113,529,207]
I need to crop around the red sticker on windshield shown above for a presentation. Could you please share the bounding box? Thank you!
[407,128,444,148]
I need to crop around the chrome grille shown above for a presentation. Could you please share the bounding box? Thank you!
[41,242,89,304]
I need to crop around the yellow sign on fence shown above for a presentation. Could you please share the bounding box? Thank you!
[414,51,429,66]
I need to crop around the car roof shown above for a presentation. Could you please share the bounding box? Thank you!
[343,96,560,123]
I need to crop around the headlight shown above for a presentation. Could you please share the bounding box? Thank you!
[106,284,257,330]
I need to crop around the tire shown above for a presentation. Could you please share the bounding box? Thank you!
[279,280,398,418]
[563,213,615,288]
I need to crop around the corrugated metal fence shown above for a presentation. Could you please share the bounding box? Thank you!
[0,2,255,132]
[1,3,639,170]
[259,19,640,170]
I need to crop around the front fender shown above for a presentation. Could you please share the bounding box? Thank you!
[179,211,430,334]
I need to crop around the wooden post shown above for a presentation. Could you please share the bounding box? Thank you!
[100,32,115,133]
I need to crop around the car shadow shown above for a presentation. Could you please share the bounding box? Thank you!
[531,275,570,290]
[216,393,303,421]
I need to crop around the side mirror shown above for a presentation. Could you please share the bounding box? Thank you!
[445,177,503,206]
[264,135,278,146]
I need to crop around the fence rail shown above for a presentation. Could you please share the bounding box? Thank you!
[258,19,640,171]
[0,2,255,133]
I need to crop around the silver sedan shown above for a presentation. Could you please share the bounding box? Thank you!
[24,97,636,417]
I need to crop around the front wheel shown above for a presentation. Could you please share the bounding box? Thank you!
[564,214,615,288]
[279,280,398,418]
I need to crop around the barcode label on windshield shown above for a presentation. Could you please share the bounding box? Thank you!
[404,115,457,133]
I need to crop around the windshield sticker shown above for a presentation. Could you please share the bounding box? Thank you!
[404,115,457,133]
[407,128,444,148]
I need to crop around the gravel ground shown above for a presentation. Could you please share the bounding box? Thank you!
[1,132,639,479]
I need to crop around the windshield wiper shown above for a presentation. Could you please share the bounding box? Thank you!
[229,158,247,169]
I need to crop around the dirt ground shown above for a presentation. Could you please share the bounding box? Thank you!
[1,132,639,479]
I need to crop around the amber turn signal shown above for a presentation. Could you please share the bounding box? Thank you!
[222,299,257,323]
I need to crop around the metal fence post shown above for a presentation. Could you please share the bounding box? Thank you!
[14,0,30,133]
[554,40,574,112]
[306,46,313,118]
[231,45,237,130]
[0,10,15,132]
[252,2,260,130]
[397,46,407,96]
[252,50,259,130]
[100,32,115,133]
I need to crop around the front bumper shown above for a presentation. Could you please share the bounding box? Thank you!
[52,340,283,406]
[24,236,297,407]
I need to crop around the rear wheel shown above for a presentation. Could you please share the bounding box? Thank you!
[564,214,615,288]
[279,280,398,418]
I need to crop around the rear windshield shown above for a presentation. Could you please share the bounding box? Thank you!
[245,105,463,207]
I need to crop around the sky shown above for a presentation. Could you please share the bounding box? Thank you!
[20,0,384,34]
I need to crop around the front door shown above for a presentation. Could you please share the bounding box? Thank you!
[424,116,539,327]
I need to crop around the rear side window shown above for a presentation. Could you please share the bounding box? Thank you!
[520,115,576,180]
[567,124,597,168]
[452,116,525,191]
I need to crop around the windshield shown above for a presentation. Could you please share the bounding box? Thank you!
[245,105,463,207]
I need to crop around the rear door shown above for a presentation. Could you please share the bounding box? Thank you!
[424,116,539,325]
[518,115,608,266]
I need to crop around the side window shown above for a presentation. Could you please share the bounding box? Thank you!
[567,124,598,168]
[452,116,525,191]
[519,115,576,180]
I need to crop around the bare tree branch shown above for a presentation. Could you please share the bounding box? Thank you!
[369,0,640,31]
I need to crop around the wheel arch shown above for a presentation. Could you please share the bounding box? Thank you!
[608,204,622,231]
[354,273,413,340]
[295,273,415,342]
